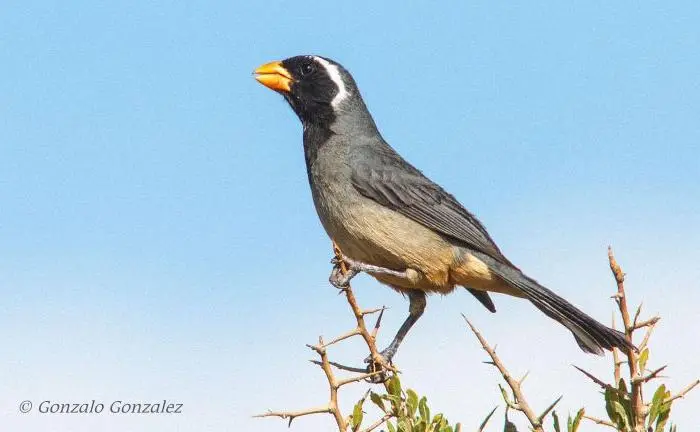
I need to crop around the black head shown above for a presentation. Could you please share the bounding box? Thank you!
[254,55,356,126]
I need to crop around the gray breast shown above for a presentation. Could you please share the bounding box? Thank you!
[307,138,448,270]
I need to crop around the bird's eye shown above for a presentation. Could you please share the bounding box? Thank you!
[300,63,315,76]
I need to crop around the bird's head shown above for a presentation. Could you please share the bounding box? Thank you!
[254,55,360,127]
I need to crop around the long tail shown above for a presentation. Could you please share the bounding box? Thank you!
[478,252,634,355]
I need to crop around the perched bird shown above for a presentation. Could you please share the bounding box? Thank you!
[254,55,631,363]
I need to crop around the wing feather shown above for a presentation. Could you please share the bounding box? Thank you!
[351,152,511,266]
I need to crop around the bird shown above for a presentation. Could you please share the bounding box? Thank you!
[253,55,632,364]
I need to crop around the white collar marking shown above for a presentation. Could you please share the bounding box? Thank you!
[313,56,350,108]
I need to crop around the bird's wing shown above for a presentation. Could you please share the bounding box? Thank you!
[350,149,512,266]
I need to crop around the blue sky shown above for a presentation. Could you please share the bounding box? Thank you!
[1,1,698,431]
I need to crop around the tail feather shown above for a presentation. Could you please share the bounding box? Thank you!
[481,254,634,355]
[466,288,497,313]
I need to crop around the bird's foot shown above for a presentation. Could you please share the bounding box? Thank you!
[329,254,409,289]
[363,348,395,383]
[328,255,360,289]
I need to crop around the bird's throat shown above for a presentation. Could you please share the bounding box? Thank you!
[303,122,335,171]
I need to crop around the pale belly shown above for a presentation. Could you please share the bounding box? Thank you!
[312,179,458,293]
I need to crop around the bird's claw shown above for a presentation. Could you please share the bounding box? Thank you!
[329,253,360,289]
[363,351,393,383]
[329,265,350,289]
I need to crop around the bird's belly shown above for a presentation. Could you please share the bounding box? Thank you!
[314,186,456,292]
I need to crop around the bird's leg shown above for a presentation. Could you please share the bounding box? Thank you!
[366,290,426,365]
[329,254,411,289]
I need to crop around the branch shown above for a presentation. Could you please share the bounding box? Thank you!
[631,303,643,330]
[633,365,667,384]
[639,320,658,351]
[611,314,621,384]
[334,243,398,377]
[255,406,332,426]
[630,316,660,332]
[363,306,387,316]
[256,244,399,430]
[313,337,346,429]
[669,379,700,403]
[583,414,617,429]
[608,246,645,430]
[312,360,367,374]
[360,413,392,432]
[323,328,362,348]
[573,365,623,395]
[337,371,385,387]
[463,316,545,432]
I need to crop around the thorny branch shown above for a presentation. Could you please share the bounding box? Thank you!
[669,379,700,403]
[609,247,646,430]
[576,247,699,431]
[255,244,396,431]
[332,243,397,377]
[464,315,561,432]
[254,336,348,429]
[583,414,616,429]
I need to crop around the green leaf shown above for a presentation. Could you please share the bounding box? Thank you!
[648,384,668,425]
[387,421,397,432]
[419,397,430,422]
[655,405,671,432]
[384,394,403,413]
[370,391,386,413]
[639,348,649,372]
[352,399,364,429]
[552,410,561,432]
[388,375,402,397]
[619,393,633,425]
[612,400,631,431]
[655,397,672,432]
[503,419,518,432]
[604,388,619,426]
[398,417,412,432]
[618,378,628,395]
[407,389,419,417]
[571,408,585,432]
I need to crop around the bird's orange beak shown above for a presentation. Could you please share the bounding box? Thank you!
[254,61,293,93]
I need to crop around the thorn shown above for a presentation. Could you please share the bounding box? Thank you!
[538,395,563,422]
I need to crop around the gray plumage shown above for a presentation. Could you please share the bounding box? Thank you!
[255,55,632,360]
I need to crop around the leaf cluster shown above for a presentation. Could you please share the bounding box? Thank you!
[350,375,461,432]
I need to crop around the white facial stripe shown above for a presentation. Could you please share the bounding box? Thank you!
[313,56,350,107]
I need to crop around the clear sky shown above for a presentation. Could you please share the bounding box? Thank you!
[1,1,699,431]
